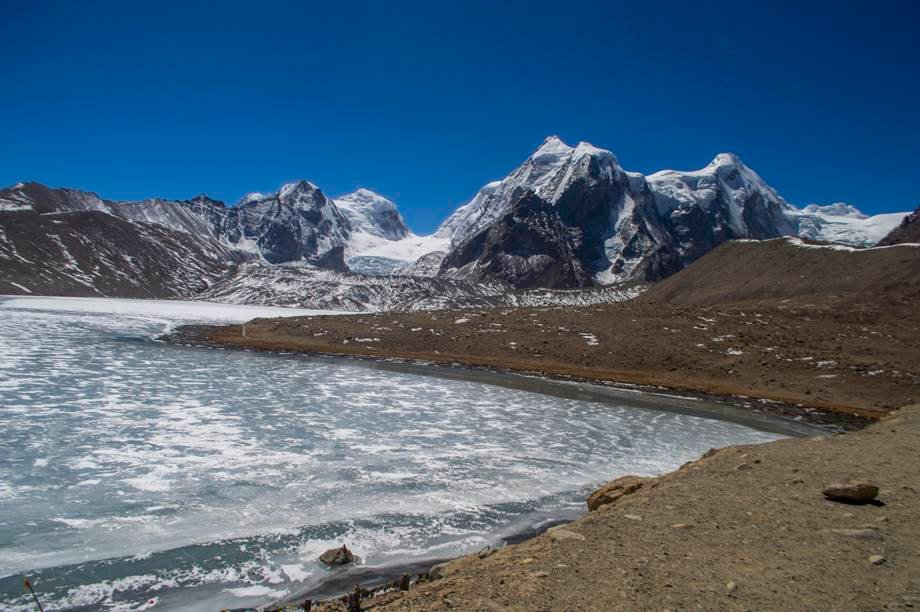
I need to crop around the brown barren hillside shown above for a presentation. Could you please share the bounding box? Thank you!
[638,237,920,307]
[174,239,920,417]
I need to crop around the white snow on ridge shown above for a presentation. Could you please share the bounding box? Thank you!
[647,152,791,236]
[648,155,907,247]
[347,231,450,262]
[0,202,32,211]
[736,236,920,252]
[785,204,908,247]
[335,189,450,273]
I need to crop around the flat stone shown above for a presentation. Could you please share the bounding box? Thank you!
[549,529,586,542]
[823,480,879,504]
[869,554,886,565]
[830,528,882,541]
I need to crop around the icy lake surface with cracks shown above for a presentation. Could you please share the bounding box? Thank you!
[0,297,784,611]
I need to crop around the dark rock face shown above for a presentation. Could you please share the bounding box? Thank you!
[440,191,592,290]
[877,206,920,246]
[0,210,227,297]
[224,181,351,269]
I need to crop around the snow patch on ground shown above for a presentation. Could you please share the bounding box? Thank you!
[0,296,338,323]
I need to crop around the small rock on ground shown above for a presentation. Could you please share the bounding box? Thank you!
[822,480,879,504]
[319,544,357,566]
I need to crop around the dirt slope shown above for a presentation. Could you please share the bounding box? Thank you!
[638,238,920,307]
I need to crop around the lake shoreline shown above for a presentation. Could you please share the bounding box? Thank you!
[318,404,920,611]
[258,515,575,611]
[163,323,872,433]
[158,323,861,610]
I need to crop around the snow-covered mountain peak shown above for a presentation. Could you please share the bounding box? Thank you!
[235,180,336,216]
[531,135,619,168]
[436,137,625,245]
[707,152,745,169]
[334,189,409,241]
[533,135,569,157]
[189,194,225,208]
[336,188,395,210]
[239,192,265,205]
[278,179,319,199]
[237,180,326,207]
[649,153,790,215]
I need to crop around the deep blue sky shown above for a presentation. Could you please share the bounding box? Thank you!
[1,1,918,232]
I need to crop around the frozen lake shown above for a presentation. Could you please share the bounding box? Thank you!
[0,297,786,611]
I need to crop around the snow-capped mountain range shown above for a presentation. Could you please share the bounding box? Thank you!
[0,137,912,305]
[433,137,911,288]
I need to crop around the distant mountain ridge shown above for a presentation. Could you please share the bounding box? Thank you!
[435,137,910,288]
[0,137,911,301]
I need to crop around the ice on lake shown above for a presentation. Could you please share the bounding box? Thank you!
[0,297,784,610]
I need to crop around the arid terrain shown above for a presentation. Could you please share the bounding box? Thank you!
[184,240,920,417]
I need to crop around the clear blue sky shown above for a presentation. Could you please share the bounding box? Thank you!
[1,1,917,232]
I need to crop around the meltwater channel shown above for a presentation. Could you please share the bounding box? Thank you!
[0,297,792,611]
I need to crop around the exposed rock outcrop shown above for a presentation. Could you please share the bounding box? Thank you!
[586,475,648,512]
